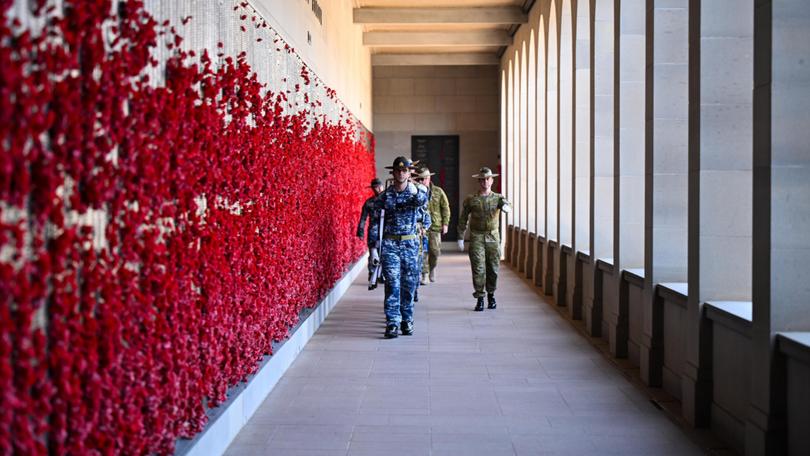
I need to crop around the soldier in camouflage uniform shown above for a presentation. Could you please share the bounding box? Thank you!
[412,166,451,284]
[413,200,431,302]
[373,157,429,338]
[457,167,511,311]
[357,178,385,281]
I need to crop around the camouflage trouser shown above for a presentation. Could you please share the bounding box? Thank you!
[417,232,427,275]
[422,231,442,274]
[381,238,420,324]
[367,241,378,275]
[468,232,501,298]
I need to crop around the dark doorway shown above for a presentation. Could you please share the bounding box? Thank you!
[411,135,460,241]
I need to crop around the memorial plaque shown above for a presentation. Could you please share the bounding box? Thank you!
[411,136,460,241]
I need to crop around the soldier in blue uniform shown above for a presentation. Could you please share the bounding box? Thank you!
[374,156,429,339]
[357,178,385,281]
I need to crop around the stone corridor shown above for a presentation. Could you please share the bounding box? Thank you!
[225,254,708,456]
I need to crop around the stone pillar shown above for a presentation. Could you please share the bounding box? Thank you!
[747,1,810,453]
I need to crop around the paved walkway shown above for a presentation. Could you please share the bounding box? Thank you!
[225,253,706,456]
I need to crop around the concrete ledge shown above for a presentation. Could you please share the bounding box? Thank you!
[779,332,810,365]
[576,250,592,263]
[658,282,688,307]
[597,257,614,274]
[705,301,753,336]
[779,332,810,455]
[174,255,367,456]
[623,268,645,288]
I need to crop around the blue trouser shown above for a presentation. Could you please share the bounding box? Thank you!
[381,238,419,324]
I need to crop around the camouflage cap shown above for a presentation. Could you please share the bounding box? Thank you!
[472,166,499,178]
[369,178,383,188]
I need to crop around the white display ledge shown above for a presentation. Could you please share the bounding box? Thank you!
[175,254,367,456]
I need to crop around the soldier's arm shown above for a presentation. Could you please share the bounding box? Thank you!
[457,197,471,238]
[400,183,429,208]
[498,195,512,213]
[439,189,451,226]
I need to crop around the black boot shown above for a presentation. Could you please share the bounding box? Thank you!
[474,297,485,311]
[487,293,497,309]
[401,321,414,336]
[414,289,419,302]
[384,323,399,339]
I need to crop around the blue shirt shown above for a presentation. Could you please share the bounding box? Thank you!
[373,183,429,236]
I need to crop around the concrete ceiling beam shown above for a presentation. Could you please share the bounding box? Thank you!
[353,7,528,25]
[371,53,499,66]
[363,30,511,47]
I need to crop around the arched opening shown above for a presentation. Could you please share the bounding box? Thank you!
[698,2,752,303]
[593,0,614,264]
[559,0,574,248]
[533,17,548,287]
[588,0,616,340]
[650,2,688,285]
[536,19,547,241]
[520,42,529,231]
[575,0,592,255]
[618,0,646,272]
[501,67,507,229]
[513,51,521,231]
[546,1,559,246]
[507,60,515,230]
[690,3,754,450]
[527,33,536,235]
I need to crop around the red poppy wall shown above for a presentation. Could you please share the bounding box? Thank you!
[0,1,374,454]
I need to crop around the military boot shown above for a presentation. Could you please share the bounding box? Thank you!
[401,321,414,336]
[474,297,485,311]
[384,323,399,339]
[420,272,428,285]
[487,293,497,309]
[414,289,419,302]
[429,269,435,282]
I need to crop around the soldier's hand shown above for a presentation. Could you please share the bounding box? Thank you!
[457,239,464,251]
[442,225,448,235]
[370,248,380,266]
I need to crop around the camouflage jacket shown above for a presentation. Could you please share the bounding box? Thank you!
[457,192,510,239]
[426,185,451,232]
[372,183,430,236]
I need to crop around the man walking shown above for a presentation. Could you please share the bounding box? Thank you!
[457,167,511,311]
[357,178,385,282]
[374,157,429,338]
[412,166,451,284]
